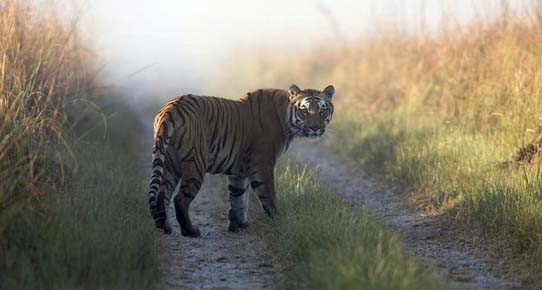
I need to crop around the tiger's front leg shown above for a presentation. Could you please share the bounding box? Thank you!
[227,175,250,232]
[249,166,278,217]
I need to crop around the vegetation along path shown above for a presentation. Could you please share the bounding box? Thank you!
[290,139,523,290]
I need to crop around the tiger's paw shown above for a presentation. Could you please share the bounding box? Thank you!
[263,205,278,218]
[228,221,248,232]
[155,218,172,235]
[162,222,172,234]
[181,226,201,238]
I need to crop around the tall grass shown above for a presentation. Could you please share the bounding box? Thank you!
[0,0,94,232]
[1,108,160,290]
[0,1,160,289]
[217,0,542,280]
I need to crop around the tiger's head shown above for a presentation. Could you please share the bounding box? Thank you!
[287,84,335,138]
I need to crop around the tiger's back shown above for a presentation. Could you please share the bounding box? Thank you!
[153,91,290,175]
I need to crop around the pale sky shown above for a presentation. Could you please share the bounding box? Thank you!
[53,0,532,101]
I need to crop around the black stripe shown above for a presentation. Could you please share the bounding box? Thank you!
[165,111,175,127]
[182,101,198,117]
[221,116,239,170]
[153,159,164,167]
[175,128,187,151]
[181,177,202,189]
[228,185,246,197]
[214,154,230,172]
[162,178,174,189]
[251,181,264,189]
[224,155,238,173]
[174,105,187,124]
[181,147,197,162]
[181,191,195,199]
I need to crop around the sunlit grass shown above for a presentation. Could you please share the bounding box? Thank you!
[332,107,542,275]
[0,0,95,232]
[261,158,448,290]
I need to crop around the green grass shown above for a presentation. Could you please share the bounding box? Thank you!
[332,106,542,277]
[262,157,448,290]
[0,107,160,290]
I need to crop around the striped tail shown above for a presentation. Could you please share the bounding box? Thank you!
[147,117,173,233]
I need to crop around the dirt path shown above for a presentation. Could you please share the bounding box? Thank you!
[290,139,523,290]
[158,174,277,290]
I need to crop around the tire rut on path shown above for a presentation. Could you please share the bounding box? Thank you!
[158,174,276,290]
[290,139,523,290]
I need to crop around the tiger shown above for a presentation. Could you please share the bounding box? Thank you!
[147,84,335,237]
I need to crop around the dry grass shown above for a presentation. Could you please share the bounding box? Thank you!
[0,2,160,289]
[0,0,95,233]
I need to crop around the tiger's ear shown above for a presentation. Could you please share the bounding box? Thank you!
[289,84,301,95]
[323,85,335,99]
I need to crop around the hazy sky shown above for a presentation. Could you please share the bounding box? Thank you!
[63,0,530,101]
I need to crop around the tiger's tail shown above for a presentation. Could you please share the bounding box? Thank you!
[147,115,174,233]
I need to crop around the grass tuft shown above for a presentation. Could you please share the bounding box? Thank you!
[263,158,447,290]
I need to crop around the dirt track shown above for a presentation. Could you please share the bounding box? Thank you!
[290,138,523,290]
[158,174,277,290]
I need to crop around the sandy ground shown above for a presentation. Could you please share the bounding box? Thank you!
[157,174,277,290]
[289,138,524,290]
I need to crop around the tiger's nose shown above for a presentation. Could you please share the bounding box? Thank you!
[308,125,320,131]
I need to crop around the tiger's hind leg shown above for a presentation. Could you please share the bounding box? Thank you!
[155,167,180,234]
[174,162,204,238]
[227,176,249,232]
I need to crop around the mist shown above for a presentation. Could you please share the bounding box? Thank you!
[68,0,530,105]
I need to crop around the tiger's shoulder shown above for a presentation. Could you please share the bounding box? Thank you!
[239,88,289,103]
